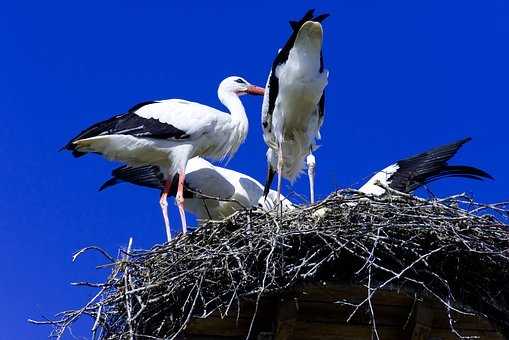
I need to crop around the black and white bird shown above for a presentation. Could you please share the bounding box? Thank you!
[358,138,493,196]
[62,76,265,242]
[99,157,295,227]
[261,9,329,205]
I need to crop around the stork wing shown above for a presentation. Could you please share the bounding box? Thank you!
[359,137,494,195]
[261,70,277,147]
[133,99,227,139]
[388,138,472,192]
[99,157,236,200]
[62,99,225,157]
[99,165,165,191]
[184,161,236,200]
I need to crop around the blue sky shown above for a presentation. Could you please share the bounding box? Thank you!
[1,1,508,338]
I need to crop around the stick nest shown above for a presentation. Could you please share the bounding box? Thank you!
[35,189,509,339]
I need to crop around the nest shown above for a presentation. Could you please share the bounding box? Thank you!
[33,189,509,339]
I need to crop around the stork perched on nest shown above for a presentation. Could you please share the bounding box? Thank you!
[62,76,264,242]
[261,9,329,205]
[99,157,295,232]
[359,137,493,196]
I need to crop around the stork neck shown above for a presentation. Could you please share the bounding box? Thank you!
[219,91,249,132]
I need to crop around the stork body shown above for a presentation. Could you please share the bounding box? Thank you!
[63,77,264,241]
[359,138,493,196]
[100,157,295,225]
[262,10,329,204]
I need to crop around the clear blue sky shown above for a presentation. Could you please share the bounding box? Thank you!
[2,1,508,338]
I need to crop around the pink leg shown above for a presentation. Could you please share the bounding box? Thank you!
[176,168,188,234]
[159,180,172,243]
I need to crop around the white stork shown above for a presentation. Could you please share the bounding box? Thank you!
[359,138,493,196]
[62,76,264,242]
[261,9,329,205]
[99,157,295,229]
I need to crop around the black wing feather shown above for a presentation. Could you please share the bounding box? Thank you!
[263,165,276,198]
[99,165,166,191]
[62,101,188,157]
[318,91,325,119]
[415,165,493,189]
[99,165,198,199]
[388,138,492,193]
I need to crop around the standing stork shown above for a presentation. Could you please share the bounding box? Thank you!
[99,157,295,226]
[62,76,264,242]
[359,138,493,196]
[261,9,329,205]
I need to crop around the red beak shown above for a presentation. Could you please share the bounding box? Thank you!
[245,85,265,96]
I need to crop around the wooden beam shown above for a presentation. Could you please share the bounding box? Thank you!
[409,302,434,340]
[274,299,299,340]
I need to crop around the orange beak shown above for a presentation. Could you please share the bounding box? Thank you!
[245,85,265,96]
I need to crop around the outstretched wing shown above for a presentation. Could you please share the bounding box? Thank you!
[389,137,476,192]
[360,137,493,195]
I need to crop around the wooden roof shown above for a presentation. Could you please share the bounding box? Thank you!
[183,285,504,340]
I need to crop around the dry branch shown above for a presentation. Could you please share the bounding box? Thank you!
[31,190,509,339]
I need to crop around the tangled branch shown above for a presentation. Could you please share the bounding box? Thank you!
[31,190,509,339]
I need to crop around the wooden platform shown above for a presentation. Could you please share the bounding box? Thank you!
[183,285,505,340]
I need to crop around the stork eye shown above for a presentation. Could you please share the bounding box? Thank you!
[234,78,246,84]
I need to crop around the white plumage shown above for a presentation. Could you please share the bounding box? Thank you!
[358,164,400,196]
[261,10,329,204]
[100,157,295,228]
[64,76,264,241]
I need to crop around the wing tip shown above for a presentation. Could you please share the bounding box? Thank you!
[98,178,119,192]
[458,136,472,146]
[455,165,494,180]
[290,9,329,31]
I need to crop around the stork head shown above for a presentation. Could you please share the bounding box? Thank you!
[218,76,265,98]
[296,21,324,49]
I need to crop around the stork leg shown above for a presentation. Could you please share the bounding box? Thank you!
[307,152,316,204]
[176,168,188,235]
[277,142,284,205]
[159,180,172,243]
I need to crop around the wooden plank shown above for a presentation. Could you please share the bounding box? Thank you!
[409,302,434,340]
[185,336,243,340]
[297,300,414,327]
[291,322,403,340]
[184,291,504,340]
[186,317,249,337]
[298,286,414,307]
[274,299,298,340]
[430,308,498,331]
[185,299,276,338]
[429,328,505,340]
